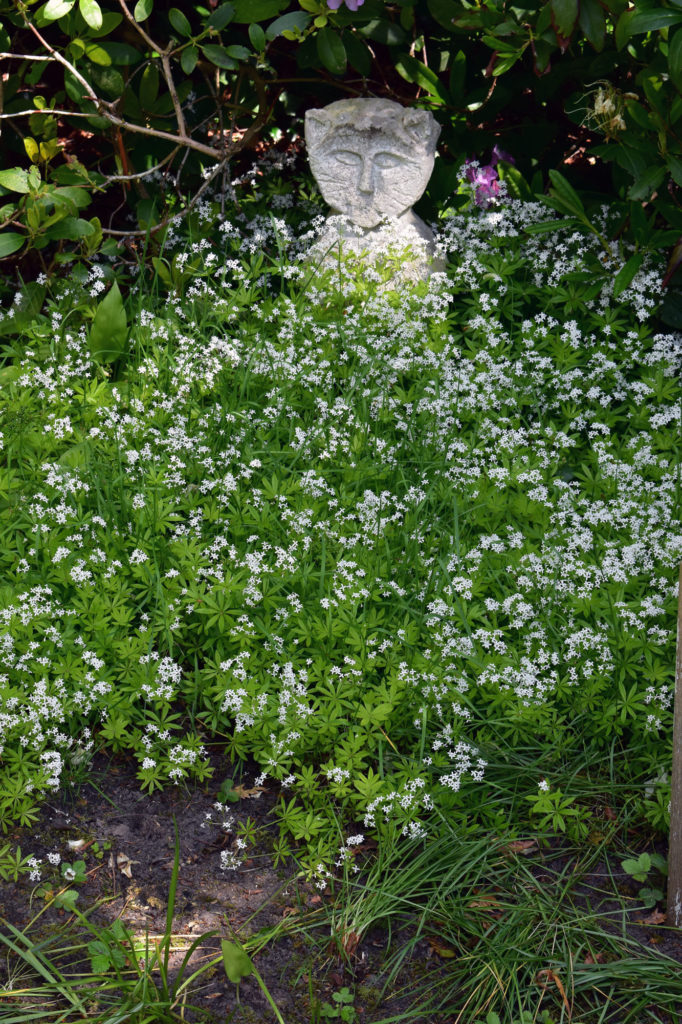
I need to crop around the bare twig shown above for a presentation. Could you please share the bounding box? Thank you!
[174,142,192,198]
[161,53,188,138]
[19,8,226,159]
[100,149,180,184]
[0,106,223,158]
[6,6,277,233]
[116,0,163,55]
[117,0,187,137]
[0,108,104,119]
[101,157,227,237]
[23,19,99,103]
[104,112,224,158]
[0,52,55,61]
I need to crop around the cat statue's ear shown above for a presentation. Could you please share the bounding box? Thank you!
[402,108,440,149]
[305,109,330,151]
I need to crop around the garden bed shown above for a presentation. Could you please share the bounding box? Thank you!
[1,175,682,1020]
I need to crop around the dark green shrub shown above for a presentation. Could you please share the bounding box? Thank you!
[0,0,681,284]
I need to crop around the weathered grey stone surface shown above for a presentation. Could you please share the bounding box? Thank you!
[304,98,444,281]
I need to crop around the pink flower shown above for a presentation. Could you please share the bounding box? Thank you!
[490,144,515,167]
[463,147,514,207]
[327,0,365,10]
[464,161,500,207]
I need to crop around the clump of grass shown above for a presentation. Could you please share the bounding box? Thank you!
[288,817,682,1023]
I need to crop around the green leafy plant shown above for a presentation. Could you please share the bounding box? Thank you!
[526,786,592,839]
[90,838,112,860]
[0,844,40,882]
[320,986,356,1021]
[0,0,377,264]
[474,1012,555,1024]
[0,168,679,883]
[60,859,87,885]
[221,937,286,1021]
[86,919,129,973]
[621,851,668,907]
[88,279,128,364]
[0,161,100,263]
[217,777,241,804]
[1,156,682,1024]
[0,817,287,1022]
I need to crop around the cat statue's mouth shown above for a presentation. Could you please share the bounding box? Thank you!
[337,204,383,230]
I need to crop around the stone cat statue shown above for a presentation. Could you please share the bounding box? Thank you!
[304,98,444,281]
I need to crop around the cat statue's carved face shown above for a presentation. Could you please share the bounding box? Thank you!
[305,99,440,230]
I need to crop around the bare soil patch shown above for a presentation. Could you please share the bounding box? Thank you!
[0,749,437,1023]
[3,750,682,1023]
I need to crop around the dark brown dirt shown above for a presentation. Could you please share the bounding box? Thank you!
[0,748,437,1023]
[3,750,682,1023]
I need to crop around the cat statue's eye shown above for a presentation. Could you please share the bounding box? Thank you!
[374,152,404,169]
[330,150,363,166]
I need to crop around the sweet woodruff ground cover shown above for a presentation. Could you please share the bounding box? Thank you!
[0,162,681,1019]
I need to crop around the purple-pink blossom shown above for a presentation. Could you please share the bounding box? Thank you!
[327,0,365,10]
[490,144,515,167]
[464,162,500,207]
[464,147,515,207]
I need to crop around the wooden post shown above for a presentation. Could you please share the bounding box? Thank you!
[667,563,682,927]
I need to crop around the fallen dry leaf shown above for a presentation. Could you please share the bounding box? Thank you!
[536,969,571,1016]
[233,784,265,799]
[109,852,139,879]
[330,929,360,957]
[426,937,456,959]
[468,894,503,916]
[503,839,538,856]
[637,909,666,926]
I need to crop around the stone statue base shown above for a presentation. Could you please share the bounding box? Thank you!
[308,211,445,285]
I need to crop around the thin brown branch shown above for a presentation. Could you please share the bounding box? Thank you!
[0,97,241,161]
[0,108,102,119]
[117,0,188,138]
[0,215,22,230]
[101,157,227,237]
[100,148,180,183]
[161,53,188,138]
[23,19,98,103]
[0,52,55,61]
[117,0,164,55]
[104,112,224,159]
[24,2,211,161]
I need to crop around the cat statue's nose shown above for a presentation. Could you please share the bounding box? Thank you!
[357,158,375,195]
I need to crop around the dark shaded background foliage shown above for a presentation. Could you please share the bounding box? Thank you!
[0,0,681,296]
